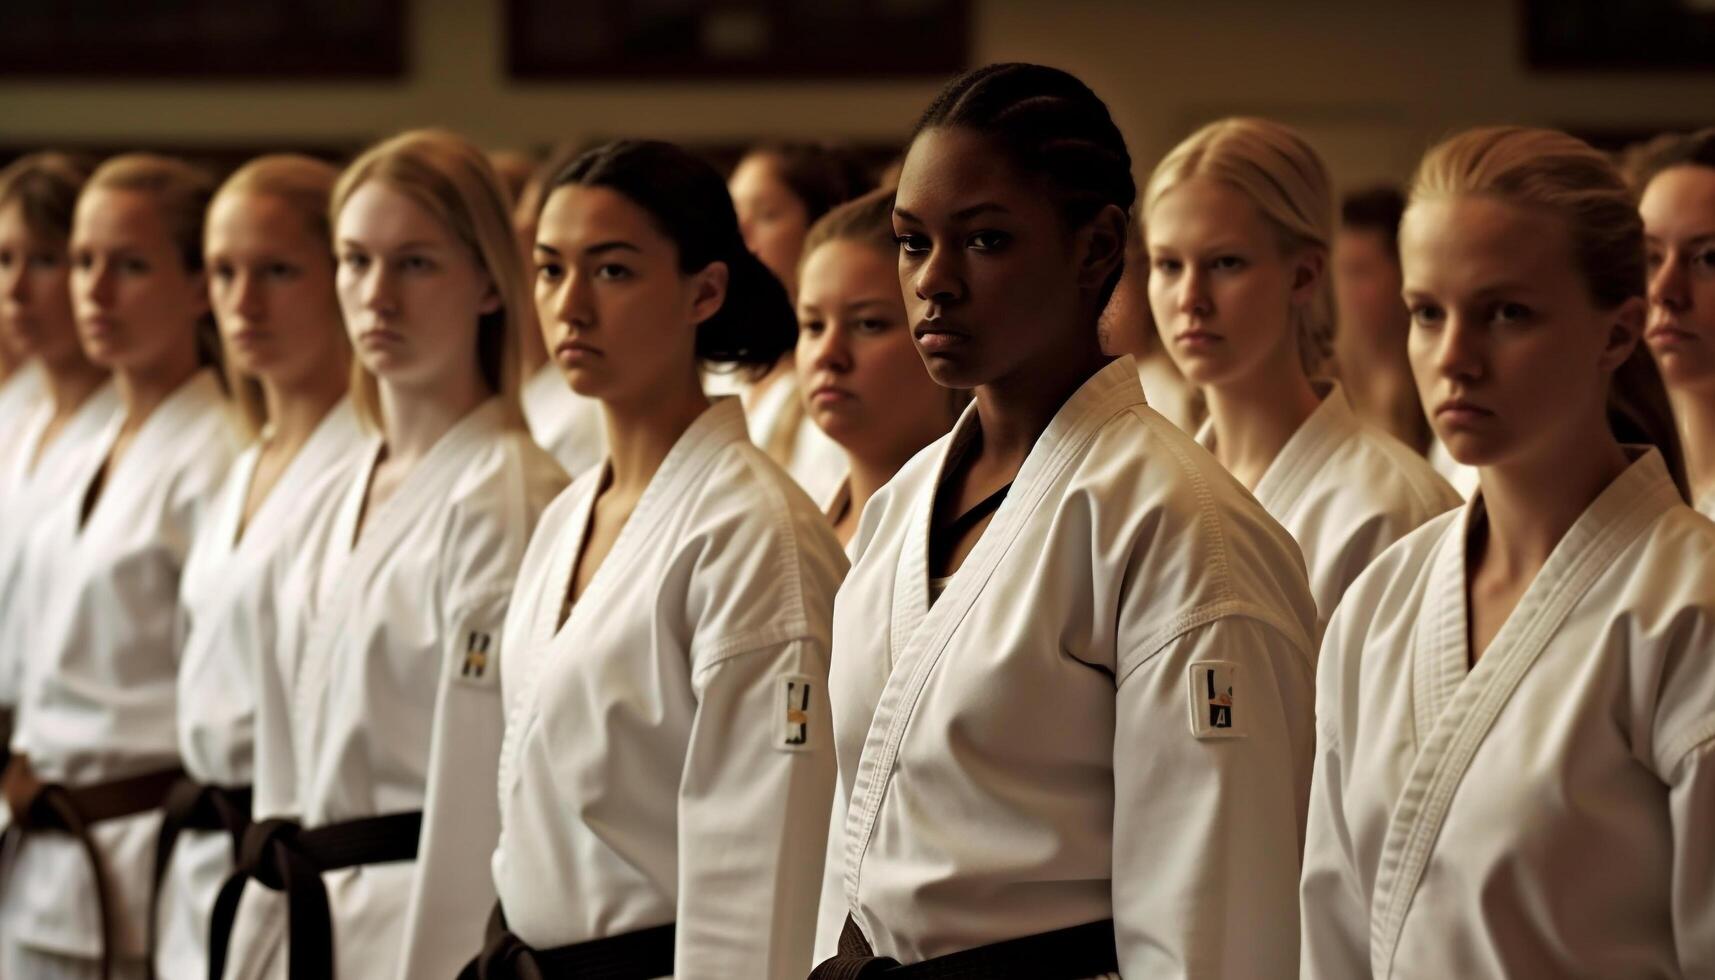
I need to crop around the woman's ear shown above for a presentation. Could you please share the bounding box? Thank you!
[478,276,502,316]
[1290,246,1326,304]
[1076,203,1128,293]
[1599,295,1646,373]
[689,260,730,326]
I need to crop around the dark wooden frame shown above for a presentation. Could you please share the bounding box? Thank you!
[506,0,970,80]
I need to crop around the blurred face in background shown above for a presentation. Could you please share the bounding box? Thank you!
[1640,164,1715,390]
[1334,226,1406,348]
[730,152,811,296]
[206,190,345,390]
[796,236,950,462]
[0,199,83,370]
[69,186,207,375]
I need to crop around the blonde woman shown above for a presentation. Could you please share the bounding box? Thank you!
[1,154,241,980]
[0,153,116,762]
[149,155,363,980]
[205,131,565,980]
[1097,212,1204,434]
[1301,127,1714,979]
[1146,118,1459,639]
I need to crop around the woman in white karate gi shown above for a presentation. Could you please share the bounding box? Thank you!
[0,153,116,764]
[1300,126,1715,980]
[149,155,363,980]
[455,138,846,980]
[204,130,566,980]
[1,153,242,980]
[726,142,866,503]
[793,186,963,544]
[1636,130,1715,518]
[1146,118,1460,640]
[811,63,1319,980]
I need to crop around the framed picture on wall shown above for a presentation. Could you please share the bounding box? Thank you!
[0,0,407,78]
[507,0,971,80]
[1524,0,1715,71]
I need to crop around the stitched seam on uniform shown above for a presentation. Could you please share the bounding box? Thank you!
[1372,474,1664,975]
[689,632,821,680]
[1660,716,1715,779]
[1115,598,1310,686]
[693,624,818,672]
[1136,406,1239,609]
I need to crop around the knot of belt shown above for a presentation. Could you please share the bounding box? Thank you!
[205,809,421,980]
[0,755,184,980]
[146,777,254,980]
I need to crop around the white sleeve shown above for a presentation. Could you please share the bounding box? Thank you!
[1667,732,1715,972]
[811,783,847,962]
[395,585,509,980]
[676,637,836,980]
[1112,615,1314,980]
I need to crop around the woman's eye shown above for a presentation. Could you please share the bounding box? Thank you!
[1409,304,1444,327]
[1493,302,1532,324]
[1646,250,1666,271]
[896,234,929,256]
[264,262,297,280]
[1693,249,1715,271]
[535,262,563,282]
[594,263,631,281]
[341,253,369,271]
[968,230,1010,251]
[212,263,236,281]
[401,255,433,273]
[798,318,824,335]
[1153,258,1182,275]
[856,317,892,333]
[122,257,149,275]
[1212,255,1246,271]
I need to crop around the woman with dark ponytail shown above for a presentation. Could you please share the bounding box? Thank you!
[812,64,1316,979]
[460,139,846,980]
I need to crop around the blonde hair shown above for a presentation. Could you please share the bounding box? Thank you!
[0,152,92,244]
[1408,125,1687,497]
[332,129,527,431]
[1145,117,1336,377]
[86,153,224,378]
[211,154,344,436]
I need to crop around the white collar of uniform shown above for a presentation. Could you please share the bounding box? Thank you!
[1248,380,1357,512]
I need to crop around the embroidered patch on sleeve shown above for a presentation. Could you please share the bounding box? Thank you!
[778,674,816,752]
[1188,661,1245,739]
[454,629,498,688]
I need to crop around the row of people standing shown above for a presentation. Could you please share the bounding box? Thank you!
[0,59,1712,979]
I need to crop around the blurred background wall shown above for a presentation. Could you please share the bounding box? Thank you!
[1,0,1711,189]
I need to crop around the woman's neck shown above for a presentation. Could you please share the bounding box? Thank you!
[601,370,711,496]
[377,367,488,463]
[1670,383,1715,506]
[1204,355,1322,490]
[976,333,1112,469]
[261,366,347,451]
[41,354,107,418]
[1474,423,1630,579]
[115,348,200,431]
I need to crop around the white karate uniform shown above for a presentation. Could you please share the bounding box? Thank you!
[230,398,564,980]
[152,400,364,980]
[742,371,847,506]
[0,381,120,714]
[1427,435,1480,499]
[521,362,604,478]
[1198,383,1460,639]
[491,396,846,980]
[2,370,240,971]
[1697,490,1715,521]
[819,357,1319,978]
[1301,448,1715,979]
[0,361,46,479]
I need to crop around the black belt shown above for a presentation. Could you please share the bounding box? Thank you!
[204,809,421,980]
[810,913,1118,979]
[458,901,675,980]
[146,778,252,980]
[0,756,185,980]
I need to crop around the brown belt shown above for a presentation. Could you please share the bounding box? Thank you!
[0,754,186,980]
[145,777,253,980]
[809,913,1119,979]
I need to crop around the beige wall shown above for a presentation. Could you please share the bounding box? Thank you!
[2,0,1712,190]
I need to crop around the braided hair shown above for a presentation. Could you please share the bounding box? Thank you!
[912,63,1136,306]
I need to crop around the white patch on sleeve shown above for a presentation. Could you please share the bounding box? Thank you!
[1188,661,1245,739]
[453,628,498,688]
[778,674,815,752]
